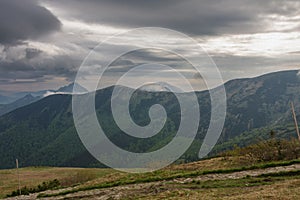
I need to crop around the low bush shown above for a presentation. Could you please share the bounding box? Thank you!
[6,179,60,197]
[225,138,300,164]
[60,171,97,187]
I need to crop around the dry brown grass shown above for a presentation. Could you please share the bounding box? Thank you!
[2,151,300,199]
[167,156,242,171]
[0,167,116,198]
[140,178,300,200]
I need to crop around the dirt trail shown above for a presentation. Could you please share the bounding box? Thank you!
[174,163,300,184]
[6,163,300,200]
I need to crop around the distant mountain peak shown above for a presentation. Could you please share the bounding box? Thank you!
[41,82,88,97]
[139,82,183,93]
[57,82,88,94]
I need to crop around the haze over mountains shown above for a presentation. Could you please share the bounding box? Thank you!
[0,70,299,169]
[0,83,88,117]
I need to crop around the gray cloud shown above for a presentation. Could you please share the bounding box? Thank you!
[0,0,299,92]
[0,53,80,84]
[45,0,300,36]
[0,0,61,45]
[107,49,194,74]
[211,54,300,81]
[25,48,43,59]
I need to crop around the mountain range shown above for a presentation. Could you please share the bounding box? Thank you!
[0,82,88,117]
[0,70,299,169]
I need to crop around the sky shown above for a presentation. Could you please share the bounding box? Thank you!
[0,0,299,93]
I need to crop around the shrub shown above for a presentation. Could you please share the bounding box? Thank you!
[6,179,60,197]
[225,138,300,163]
[60,171,96,187]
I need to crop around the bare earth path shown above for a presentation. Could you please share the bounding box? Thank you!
[6,163,300,200]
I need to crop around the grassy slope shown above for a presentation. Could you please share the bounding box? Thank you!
[0,167,116,198]
[2,157,300,199]
[141,177,300,200]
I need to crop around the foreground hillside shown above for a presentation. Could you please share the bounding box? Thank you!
[2,138,300,199]
[0,70,300,169]
[3,153,300,199]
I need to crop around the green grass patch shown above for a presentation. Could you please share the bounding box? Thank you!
[37,159,300,198]
[175,171,300,189]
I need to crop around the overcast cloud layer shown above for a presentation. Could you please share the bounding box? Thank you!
[0,0,299,92]
[43,0,300,35]
[0,0,61,45]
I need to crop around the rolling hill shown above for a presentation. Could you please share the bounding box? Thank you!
[0,70,299,169]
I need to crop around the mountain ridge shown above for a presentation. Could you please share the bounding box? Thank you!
[0,70,299,169]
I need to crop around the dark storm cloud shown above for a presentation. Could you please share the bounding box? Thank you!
[45,0,300,35]
[0,54,80,83]
[108,49,192,73]
[25,48,43,59]
[0,0,61,45]
[0,0,299,91]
